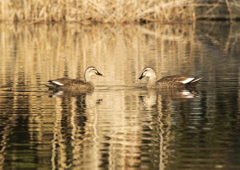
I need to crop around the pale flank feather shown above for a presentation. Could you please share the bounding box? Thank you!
[179,78,194,84]
[190,78,202,83]
[52,81,63,86]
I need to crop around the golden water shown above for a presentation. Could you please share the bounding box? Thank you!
[0,22,240,169]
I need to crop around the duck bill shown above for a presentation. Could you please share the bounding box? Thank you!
[137,74,145,81]
[96,72,103,77]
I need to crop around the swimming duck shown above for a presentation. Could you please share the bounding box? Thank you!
[45,66,103,91]
[138,67,202,88]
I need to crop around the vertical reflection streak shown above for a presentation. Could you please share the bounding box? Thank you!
[51,128,57,170]
[51,97,66,169]
[157,95,164,170]
[159,116,164,170]
[0,124,9,170]
[71,98,77,141]
[70,98,76,168]
[93,104,99,169]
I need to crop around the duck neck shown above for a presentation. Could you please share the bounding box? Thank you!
[147,75,157,88]
[85,74,92,83]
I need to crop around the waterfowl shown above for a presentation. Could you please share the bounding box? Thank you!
[138,67,202,88]
[45,66,103,91]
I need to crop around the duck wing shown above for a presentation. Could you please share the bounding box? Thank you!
[45,78,86,88]
[157,75,202,88]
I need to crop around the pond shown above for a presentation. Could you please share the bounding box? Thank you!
[0,21,240,169]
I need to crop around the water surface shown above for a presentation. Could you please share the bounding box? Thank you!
[0,22,240,169]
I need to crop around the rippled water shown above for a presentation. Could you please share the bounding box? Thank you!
[0,22,240,169]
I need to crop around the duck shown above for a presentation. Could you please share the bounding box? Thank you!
[137,67,202,88]
[45,66,103,91]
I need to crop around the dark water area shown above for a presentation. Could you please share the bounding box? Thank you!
[0,21,240,169]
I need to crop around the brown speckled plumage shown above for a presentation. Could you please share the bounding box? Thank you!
[156,75,202,88]
[138,68,202,88]
[46,78,94,91]
[45,66,103,91]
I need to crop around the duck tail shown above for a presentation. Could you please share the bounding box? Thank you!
[187,77,202,87]
[45,83,54,87]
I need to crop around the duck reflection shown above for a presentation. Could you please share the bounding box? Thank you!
[139,88,200,108]
[157,87,200,98]
[138,87,201,169]
[48,89,103,106]
[48,89,103,169]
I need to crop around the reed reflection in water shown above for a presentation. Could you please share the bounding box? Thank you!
[0,22,240,169]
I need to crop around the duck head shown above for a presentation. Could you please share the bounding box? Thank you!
[85,66,103,82]
[137,67,156,81]
[85,66,103,77]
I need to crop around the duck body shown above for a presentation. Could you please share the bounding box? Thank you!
[138,68,202,89]
[155,75,202,88]
[45,78,94,91]
[45,66,103,92]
